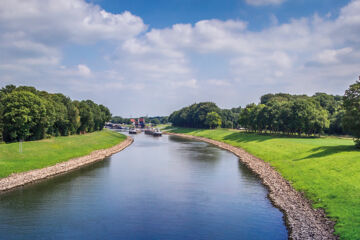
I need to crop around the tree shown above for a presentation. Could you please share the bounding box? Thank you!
[343,79,360,148]
[150,118,161,125]
[2,91,48,142]
[169,102,220,128]
[221,109,237,128]
[205,112,222,129]
[239,103,256,131]
[0,85,112,143]
[328,110,345,134]
[75,101,94,133]
[0,101,3,142]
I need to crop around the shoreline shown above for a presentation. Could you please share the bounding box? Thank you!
[0,136,133,193]
[166,132,336,240]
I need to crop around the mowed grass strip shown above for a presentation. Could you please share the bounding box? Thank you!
[0,130,126,179]
[169,127,360,240]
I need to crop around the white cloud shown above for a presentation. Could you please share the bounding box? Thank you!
[0,0,146,44]
[315,48,353,64]
[0,0,147,76]
[1,0,360,116]
[171,79,198,88]
[246,0,286,6]
[77,64,92,76]
[208,79,231,86]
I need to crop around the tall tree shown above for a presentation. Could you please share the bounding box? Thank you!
[343,78,360,147]
[2,91,48,142]
[205,112,222,129]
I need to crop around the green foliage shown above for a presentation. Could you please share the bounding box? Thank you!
[0,85,112,143]
[0,130,126,178]
[169,102,221,128]
[0,101,3,143]
[343,79,360,148]
[205,111,222,129]
[221,109,239,128]
[2,91,49,142]
[240,96,330,135]
[150,118,161,125]
[169,127,360,240]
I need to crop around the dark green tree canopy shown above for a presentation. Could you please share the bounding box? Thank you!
[169,102,221,129]
[205,112,222,129]
[0,85,112,143]
[343,79,360,147]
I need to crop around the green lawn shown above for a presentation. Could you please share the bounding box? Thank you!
[0,130,126,178]
[168,127,360,240]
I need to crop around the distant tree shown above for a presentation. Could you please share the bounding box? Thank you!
[0,85,16,97]
[161,116,169,124]
[99,105,111,128]
[205,112,222,129]
[169,102,220,128]
[0,85,111,143]
[223,120,233,129]
[150,118,161,125]
[221,109,236,128]
[289,99,329,135]
[0,101,3,142]
[75,101,94,133]
[111,116,124,124]
[328,110,345,134]
[2,91,48,142]
[191,102,220,128]
[239,103,256,131]
[260,93,293,104]
[343,79,360,147]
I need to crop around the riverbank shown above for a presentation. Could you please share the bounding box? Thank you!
[165,130,343,240]
[0,130,133,192]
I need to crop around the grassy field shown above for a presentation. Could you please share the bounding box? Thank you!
[0,130,126,179]
[167,127,360,239]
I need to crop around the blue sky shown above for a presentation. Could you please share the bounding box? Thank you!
[0,0,359,117]
[90,0,349,29]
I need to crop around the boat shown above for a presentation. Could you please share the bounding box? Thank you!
[153,129,162,137]
[129,129,137,134]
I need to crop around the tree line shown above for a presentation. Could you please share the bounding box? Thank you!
[169,78,360,148]
[239,93,341,136]
[169,102,224,129]
[0,85,111,143]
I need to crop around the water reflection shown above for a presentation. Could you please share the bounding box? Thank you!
[169,135,221,164]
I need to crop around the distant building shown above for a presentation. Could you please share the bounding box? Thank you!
[139,118,145,128]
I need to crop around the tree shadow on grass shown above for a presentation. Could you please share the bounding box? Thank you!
[222,132,320,143]
[169,128,205,134]
[222,132,274,143]
[294,145,358,161]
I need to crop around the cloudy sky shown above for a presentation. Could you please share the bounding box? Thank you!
[0,0,359,117]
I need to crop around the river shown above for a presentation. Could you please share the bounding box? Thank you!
[0,132,288,239]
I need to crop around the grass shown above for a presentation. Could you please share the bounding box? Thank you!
[155,123,171,129]
[167,127,360,240]
[0,129,126,179]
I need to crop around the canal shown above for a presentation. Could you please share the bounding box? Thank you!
[0,133,288,239]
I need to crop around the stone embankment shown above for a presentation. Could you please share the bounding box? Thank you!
[0,136,133,192]
[166,132,336,240]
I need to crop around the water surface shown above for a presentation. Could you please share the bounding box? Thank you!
[0,133,288,239]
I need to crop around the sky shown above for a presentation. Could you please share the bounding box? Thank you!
[0,0,359,117]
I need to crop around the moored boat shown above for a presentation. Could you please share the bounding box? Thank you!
[153,129,162,137]
[129,129,137,134]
